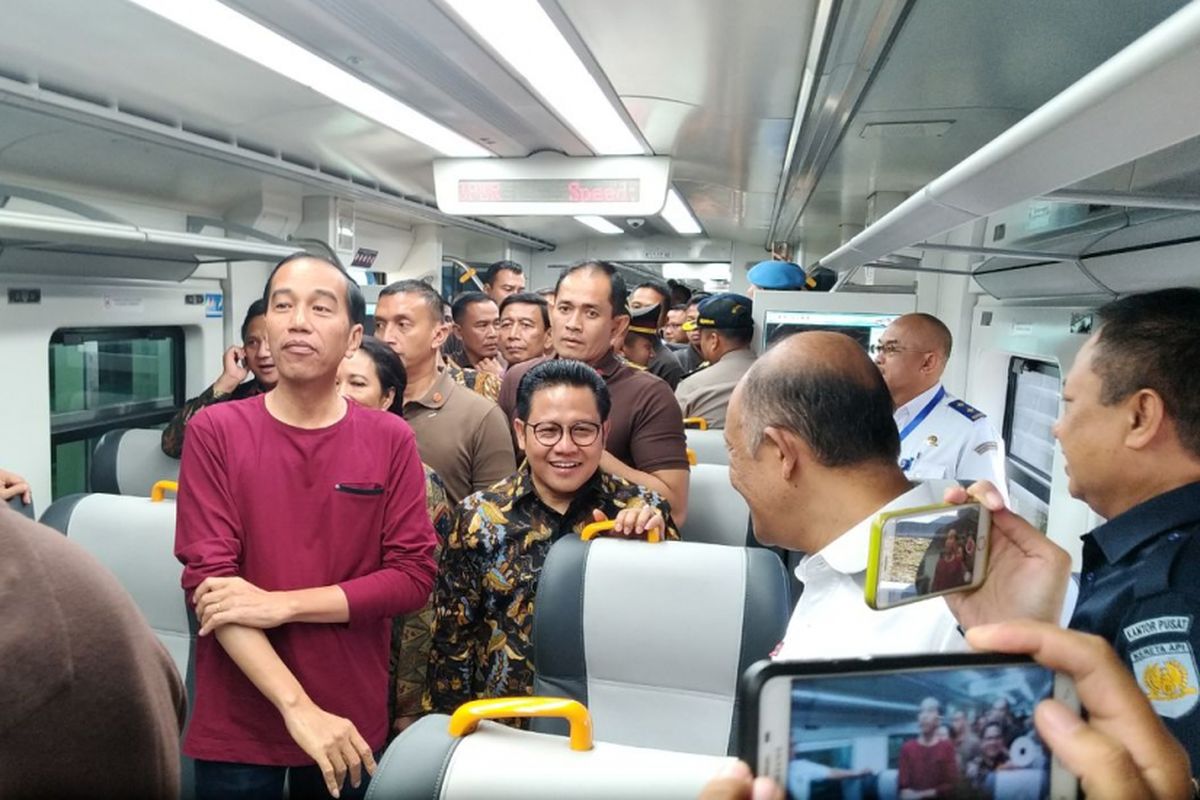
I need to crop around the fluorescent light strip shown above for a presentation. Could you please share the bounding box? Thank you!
[125,0,491,158]
[574,215,623,235]
[443,0,643,156]
[661,189,702,236]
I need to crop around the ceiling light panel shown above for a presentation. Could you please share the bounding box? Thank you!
[575,215,623,235]
[442,0,644,156]
[126,0,491,158]
[661,188,702,236]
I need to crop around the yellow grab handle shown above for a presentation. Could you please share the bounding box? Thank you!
[683,417,709,430]
[458,266,478,284]
[150,480,179,503]
[686,448,697,466]
[449,697,593,751]
[580,518,662,544]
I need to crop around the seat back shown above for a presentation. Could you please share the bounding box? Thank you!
[7,493,34,519]
[39,493,190,691]
[91,428,181,496]
[686,428,729,465]
[531,536,789,755]
[682,464,750,546]
[367,715,731,800]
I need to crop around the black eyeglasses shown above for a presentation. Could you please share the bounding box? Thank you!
[524,420,602,447]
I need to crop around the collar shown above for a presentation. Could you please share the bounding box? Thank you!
[590,349,623,380]
[408,369,456,411]
[1087,480,1200,564]
[894,383,944,425]
[508,461,607,511]
[808,481,951,576]
[717,347,756,366]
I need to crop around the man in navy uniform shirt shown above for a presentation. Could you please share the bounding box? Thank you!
[949,288,1200,775]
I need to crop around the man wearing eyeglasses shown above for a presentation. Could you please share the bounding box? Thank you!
[425,359,677,719]
[872,313,1005,488]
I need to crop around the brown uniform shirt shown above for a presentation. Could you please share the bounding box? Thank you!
[403,369,516,504]
[499,351,689,473]
[0,509,186,799]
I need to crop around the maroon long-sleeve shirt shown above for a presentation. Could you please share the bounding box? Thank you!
[899,737,959,797]
[175,395,437,765]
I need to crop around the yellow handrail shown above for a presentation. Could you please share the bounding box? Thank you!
[449,697,593,751]
[150,480,179,503]
[683,417,709,430]
[686,448,697,466]
[580,518,662,544]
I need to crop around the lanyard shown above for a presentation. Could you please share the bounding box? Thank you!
[899,386,945,442]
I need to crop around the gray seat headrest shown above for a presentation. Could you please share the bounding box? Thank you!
[91,428,181,496]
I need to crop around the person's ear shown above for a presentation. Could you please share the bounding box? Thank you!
[431,317,450,351]
[379,387,396,411]
[611,313,630,343]
[345,324,363,359]
[1125,388,1167,451]
[760,425,803,484]
[513,418,528,453]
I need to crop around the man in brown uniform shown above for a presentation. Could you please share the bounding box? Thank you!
[374,280,515,503]
[0,508,186,798]
[499,261,690,523]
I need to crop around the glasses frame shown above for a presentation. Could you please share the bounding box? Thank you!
[523,419,603,447]
[868,342,929,357]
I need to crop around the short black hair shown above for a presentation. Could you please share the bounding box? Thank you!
[633,281,671,326]
[355,336,408,415]
[451,291,496,325]
[741,339,900,467]
[483,260,524,286]
[515,359,611,423]
[687,292,712,311]
[667,279,692,307]
[379,279,445,323]
[263,252,365,324]
[669,304,688,313]
[241,299,267,342]
[554,260,628,317]
[1094,287,1200,457]
[534,287,556,299]
[262,252,365,326]
[500,292,550,328]
[710,327,754,347]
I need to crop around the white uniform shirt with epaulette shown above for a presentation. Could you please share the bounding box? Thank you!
[894,383,1006,487]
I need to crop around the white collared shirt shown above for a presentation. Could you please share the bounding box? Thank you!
[894,384,1006,487]
[773,481,967,661]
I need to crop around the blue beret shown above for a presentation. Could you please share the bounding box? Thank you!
[747,260,807,290]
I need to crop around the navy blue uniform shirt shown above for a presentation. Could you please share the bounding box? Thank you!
[1070,480,1200,774]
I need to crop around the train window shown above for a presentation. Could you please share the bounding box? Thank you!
[48,327,185,498]
[1001,357,1061,532]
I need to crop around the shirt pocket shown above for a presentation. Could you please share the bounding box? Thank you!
[331,482,388,553]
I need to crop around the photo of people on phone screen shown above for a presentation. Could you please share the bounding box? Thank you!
[787,665,1053,800]
[881,507,981,602]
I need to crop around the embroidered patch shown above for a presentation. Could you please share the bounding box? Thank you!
[925,435,939,447]
[974,441,999,455]
[1125,616,1192,643]
[1130,641,1200,718]
[949,399,984,421]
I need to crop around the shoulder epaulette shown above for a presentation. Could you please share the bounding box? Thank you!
[949,399,985,422]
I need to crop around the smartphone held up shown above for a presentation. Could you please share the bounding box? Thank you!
[866,502,991,610]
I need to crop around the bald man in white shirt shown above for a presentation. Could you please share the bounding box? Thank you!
[873,313,1006,487]
[725,331,964,660]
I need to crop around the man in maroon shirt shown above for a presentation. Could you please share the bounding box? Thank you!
[175,254,437,800]
[898,697,960,799]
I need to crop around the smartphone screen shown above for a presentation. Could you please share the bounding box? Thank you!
[872,503,988,609]
[754,659,1076,800]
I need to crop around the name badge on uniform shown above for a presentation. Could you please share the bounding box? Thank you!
[925,435,938,447]
[1130,640,1200,718]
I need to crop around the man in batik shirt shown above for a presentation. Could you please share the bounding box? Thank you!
[425,359,675,719]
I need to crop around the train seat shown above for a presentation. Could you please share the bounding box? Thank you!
[39,492,190,690]
[6,493,35,519]
[530,535,789,755]
[682,464,751,546]
[91,428,181,496]
[685,428,730,466]
[367,705,731,799]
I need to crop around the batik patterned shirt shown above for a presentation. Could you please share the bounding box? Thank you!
[389,465,455,733]
[443,360,501,403]
[424,466,677,722]
[160,380,265,458]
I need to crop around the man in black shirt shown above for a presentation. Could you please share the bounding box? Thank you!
[949,288,1200,774]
